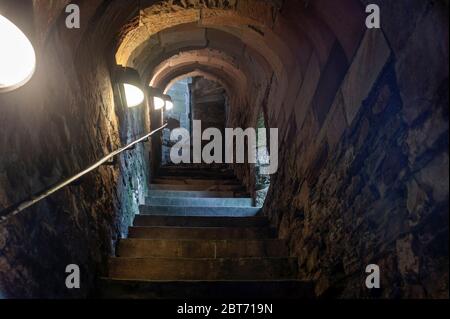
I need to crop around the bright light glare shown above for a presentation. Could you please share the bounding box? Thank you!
[153,96,165,110]
[165,100,174,111]
[0,15,36,91]
[123,83,144,107]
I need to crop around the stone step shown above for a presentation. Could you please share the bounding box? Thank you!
[145,197,253,207]
[128,226,276,240]
[117,238,288,258]
[133,215,269,228]
[139,205,260,217]
[99,279,315,299]
[157,171,236,179]
[149,184,245,192]
[108,257,298,280]
[148,190,235,198]
[152,178,241,186]
[158,169,234,175]
[161,164,230,170]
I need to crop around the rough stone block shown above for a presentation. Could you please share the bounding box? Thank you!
[395,4,449,124]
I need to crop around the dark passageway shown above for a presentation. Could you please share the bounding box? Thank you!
[0,0,448,300]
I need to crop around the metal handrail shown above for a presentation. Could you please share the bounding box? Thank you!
[0,123,168,224]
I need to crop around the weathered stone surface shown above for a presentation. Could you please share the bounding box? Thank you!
[0,1,152,298]
[159,26,207,47]
[414,152,449,203]
[394,2,449,125]
[263,57,448,298]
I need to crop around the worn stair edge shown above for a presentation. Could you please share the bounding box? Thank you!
[133,215,269,227]
[117,238,288,258]
[148,190,235,198]
[160,164,231,169]
[108,257,298,281]
[145,197,253,207]
[98,279,315,299]
[139,205,261,217]
[128,226,276,240]
[149,184,245,192]
[152,179,242,186]
[155,173,236,180]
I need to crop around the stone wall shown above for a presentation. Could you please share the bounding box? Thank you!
[244,1,447,298]
[214,0,448,298]
[0,1,151,298]
[266,59,448,298]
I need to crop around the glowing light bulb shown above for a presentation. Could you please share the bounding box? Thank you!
[0,15,36,92]
[165,100,174,111]
[153,96,165,110]
[123,83,144,107]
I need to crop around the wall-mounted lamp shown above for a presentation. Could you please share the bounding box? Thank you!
[148,87,173,111]
[0,14,36,93]
[148,87,165,110]
[163,94,174,111]
[116,67,145,108]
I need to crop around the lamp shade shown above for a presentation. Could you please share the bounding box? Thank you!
[163,94,174,111]
[123,84,144,108]
[153,96,165,110]
[148,86,165,111]
[116,67,144,107]
[0,14,36,93]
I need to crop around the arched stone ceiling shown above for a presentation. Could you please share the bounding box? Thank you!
[163,71,229,95]
[65,0,366,132]
[40,0,365,97]
[149,49,248,96]
[114,1,294,95]
[114,0,365,80]
[152,62,239,98]
[115,1,278,66]
[129,24,272,86]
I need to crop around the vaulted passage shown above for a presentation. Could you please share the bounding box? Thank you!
[0,0,448,299]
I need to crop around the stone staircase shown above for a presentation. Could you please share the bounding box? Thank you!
[99,164,314,299]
